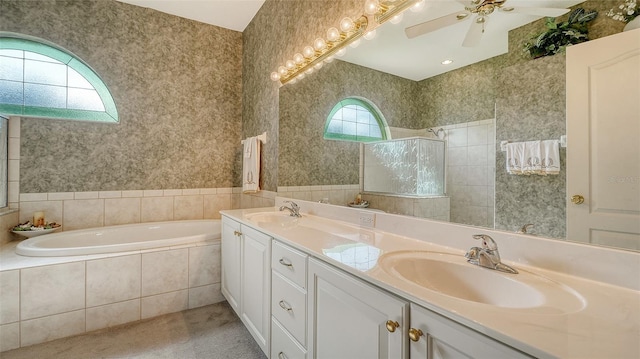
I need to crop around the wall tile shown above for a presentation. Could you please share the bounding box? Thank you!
[204,194,231,219]
[141,290,188,319]
[18,200,63,225]
[188,283,224,309]
[63,199,104,230]
[48,192,74,201]
[0,270,19,325]
[188,244,220,288]
[0,322,20,352]
[140,197,173,222]
[86,299,140,332]
[468,124,489,145]
[20,310,85,347]
[174,195,203,220]
[141,249,188,296]
[21,262,85,320]
[104,197,141,226]
[86,255,141,307]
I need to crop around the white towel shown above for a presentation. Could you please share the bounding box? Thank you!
[506,140,560,176]
[242,136,260,193]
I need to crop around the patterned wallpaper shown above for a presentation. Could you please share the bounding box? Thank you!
[0,0,242,192]
[278,60,418,186]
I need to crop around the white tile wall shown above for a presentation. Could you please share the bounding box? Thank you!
[277,185,360,207]
[0,270,19,325]
[21,262,85,320]
[86,299,140,332]
[20,310,85,347]
[141,249,189,296]
[188,244,221,288]
[0,322,20,352]
[86,255,141,307]
[141,290,189,319]
[188,283,224,309]
[104,197,141,226]
[63,199,105,230]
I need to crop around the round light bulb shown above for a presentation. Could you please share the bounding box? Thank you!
[340,17,355,32]
[289,78,297,84]
[285,60,296,69]
[364,0,379,15]
[363,29,376,40]
[327,27,341,42]
[335,48,347,57]
[305,68,313,75]
[410,0,425,12]
[297,73,305,80]
[389,13,403,24]
[325,55,335,63]
[303,46,315,58]
[270,72,280,81]
[278,66,287,76]
[313,37,327,51]
[293,53,304,64]
[314,62,323,70]
[350,39,361,48]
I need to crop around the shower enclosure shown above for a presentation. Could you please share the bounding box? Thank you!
[363,137,446,197]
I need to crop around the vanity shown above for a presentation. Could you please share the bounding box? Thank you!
[220,199,640,359]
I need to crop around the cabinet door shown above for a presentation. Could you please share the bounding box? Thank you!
[308,258,408,359]
[221,216,242,315]
[241,225,271,356]
[409,303,531,359]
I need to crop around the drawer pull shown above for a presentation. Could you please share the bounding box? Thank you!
[279,300,293,312]
[385,320,400,333]
[233,230,242,236]
[409,328,424,342]
[278,352,287,359]
[278,258,293,267]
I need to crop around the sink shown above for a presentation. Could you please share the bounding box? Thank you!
[379,251,585,313]
[245,212,300,226]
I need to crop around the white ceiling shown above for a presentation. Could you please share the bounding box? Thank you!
[117,0,265,32]
[117,0,583,80]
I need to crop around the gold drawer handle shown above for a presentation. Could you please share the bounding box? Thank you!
[279,300,293,312]
[409,328,424,342]
[385,320,400,333]
[279,258,293,267]
[278,352,287,359]
[233,230,242,236]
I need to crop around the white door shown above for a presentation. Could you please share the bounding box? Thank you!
[241,225,271,356]
[307,258,408,359]
[566,28,640,250]
[221,216,242,315]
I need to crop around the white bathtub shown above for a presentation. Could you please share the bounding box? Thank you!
[16,220,220,257]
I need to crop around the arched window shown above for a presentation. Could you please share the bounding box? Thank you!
[0,33,118,123]
[324,97,388,142]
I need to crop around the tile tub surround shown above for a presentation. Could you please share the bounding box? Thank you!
[0,240,223,352]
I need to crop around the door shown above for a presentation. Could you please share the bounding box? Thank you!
[221,216,242,315]
[409,303,531,359]
[566,28,640,250]
[308,258,408,359]
[241,225,271,356]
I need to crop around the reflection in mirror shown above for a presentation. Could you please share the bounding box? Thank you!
[277,0,637,251]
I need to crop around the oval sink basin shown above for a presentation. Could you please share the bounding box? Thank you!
[379,251,585,314]
[245,212,300,226]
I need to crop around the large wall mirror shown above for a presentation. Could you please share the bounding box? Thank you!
[278,0,638,252]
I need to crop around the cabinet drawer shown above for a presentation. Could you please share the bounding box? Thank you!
[271,317,306,359]
[272,271,306,346]
[272,240,307,288]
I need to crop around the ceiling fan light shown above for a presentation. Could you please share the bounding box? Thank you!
[293,53,304,64]
[303,46,315,58]
[340,17,355,32]
[364,0,379,15]
[327,27,341,42]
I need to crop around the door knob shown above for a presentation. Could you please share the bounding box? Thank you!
[409,328,424,342]
[571,195,585,205]
[385,320,400,333]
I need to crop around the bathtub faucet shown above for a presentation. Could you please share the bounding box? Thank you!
[279,201,301,217]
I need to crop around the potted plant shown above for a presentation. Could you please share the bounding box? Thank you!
[607,0,639,31]
[524,8,598,59]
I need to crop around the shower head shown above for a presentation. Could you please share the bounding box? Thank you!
[428,128,445,139]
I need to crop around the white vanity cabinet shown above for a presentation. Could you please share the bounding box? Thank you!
[307,258,409,359]
[271,240,309,359]
[408,303,531,359]
[220,216,271,356]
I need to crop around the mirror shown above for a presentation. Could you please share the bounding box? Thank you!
[278,0,633,250]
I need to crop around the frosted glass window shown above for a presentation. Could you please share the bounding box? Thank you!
[0,34,118,123]
[324,98,387,142]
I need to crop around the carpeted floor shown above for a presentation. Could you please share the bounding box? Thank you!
[1,301,267,359]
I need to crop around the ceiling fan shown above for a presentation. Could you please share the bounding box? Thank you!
[405,0,570,47]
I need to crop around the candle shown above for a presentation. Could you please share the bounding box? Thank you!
[33,211,45,227]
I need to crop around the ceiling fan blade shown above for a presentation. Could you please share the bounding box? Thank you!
[462,15,485,47]
[405,11,471,39]
[500,7,570,17]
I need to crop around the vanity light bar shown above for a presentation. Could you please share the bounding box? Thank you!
[270,0,424,86]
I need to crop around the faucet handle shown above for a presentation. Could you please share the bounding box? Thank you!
[472,234,498,251]
[283,200,299,209]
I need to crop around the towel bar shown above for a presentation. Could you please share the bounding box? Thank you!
[500,135,566,152]
[241,132,267,144]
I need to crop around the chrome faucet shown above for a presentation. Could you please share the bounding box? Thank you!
[465,234,518,274]
[517,223,534,234]
[279,201,301,217]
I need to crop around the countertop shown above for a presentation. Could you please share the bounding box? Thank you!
[221,207,640,359]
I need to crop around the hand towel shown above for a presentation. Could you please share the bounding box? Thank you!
[506,142,524,175]
[541,139,560,175]
[522,140,542,175]
[242,136,260,193]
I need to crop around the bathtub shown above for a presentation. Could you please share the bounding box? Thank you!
[16,220,220,257]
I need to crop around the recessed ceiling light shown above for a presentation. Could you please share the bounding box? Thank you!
[441,59,453,65]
